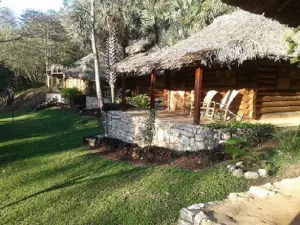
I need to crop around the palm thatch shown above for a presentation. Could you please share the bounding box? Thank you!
[51,54,95,80]
[114,10,299,75]
[125,37,154,56]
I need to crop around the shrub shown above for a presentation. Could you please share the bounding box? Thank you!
[62,88,85,106]
[224,137,252,160]
[274,126,300,153]
[127,94,150,108]
[207,121,275,146]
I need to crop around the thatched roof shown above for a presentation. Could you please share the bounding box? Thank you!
[114,10,299,75]
[222,0,300,27]
[125,37,154,56]
[51,54,95,80]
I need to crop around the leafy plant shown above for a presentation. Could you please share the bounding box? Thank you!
[127,94,150,108]
[285,27,300,64]
[139,109,156,146]
[224,137,252,160]
[273,126,300,154]
[62,88,85,106]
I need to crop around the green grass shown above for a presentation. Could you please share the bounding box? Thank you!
[0,109,259,225]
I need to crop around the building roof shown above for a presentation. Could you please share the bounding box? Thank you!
[221,0,300,27]
[50,54,95,80]
[114,10,299,75]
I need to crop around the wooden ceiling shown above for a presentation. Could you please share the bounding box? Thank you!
[222,0,300,27]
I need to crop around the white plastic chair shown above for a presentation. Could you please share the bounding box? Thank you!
[190,90,218,119]
[219,90,241,121]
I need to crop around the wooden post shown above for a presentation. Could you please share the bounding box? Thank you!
[150,72,156,109]
[193,67,203,125]
[63,74,65,89]
[122,74,126,106]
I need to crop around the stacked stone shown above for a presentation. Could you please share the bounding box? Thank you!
[103,110,232,151]
[86,97,98,109]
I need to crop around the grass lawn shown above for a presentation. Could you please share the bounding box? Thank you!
[0,108,295,225]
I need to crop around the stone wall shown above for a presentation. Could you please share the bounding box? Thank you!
[46,93,66,103]
[86,96,98,109]
[103,110,231,151]
[177,176,300,225]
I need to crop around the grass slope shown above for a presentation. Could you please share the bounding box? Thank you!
[0,109,257,225]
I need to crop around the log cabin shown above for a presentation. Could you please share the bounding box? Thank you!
[49,64,94,93]
[113,10,300,126]
[49,54,95,93]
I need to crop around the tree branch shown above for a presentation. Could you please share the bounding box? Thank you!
[0,35,23,43]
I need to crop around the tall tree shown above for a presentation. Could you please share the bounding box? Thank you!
[65,0,104,108]
[90,0,103,108]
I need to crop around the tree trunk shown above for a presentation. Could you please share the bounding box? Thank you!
[91,0,103,109]
[111,84,115,103]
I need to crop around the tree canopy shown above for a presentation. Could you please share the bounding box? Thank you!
[0,0,234,91]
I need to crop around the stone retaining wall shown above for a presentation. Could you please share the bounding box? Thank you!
[86,96,98,109]
[177,176,300,225]
[103,110,231,151]
[46,93,66,103]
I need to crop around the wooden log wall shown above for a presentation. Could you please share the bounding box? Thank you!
[256,66,300,118]
[119,60,300,120]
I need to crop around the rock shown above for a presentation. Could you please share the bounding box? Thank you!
[194,211,208,225]
[235,161,244,168]
[190,138,195,144]
[258,169,268,178]
[228,192,252,202]
[201,219,220,225]
[180,208,196,223]
[195,142,205,150]
[178,218,192,225]
[248,186,276,198]
[222,133,231,141]
[218,140,226,145]
[195,135,204,141]
[227,165,236,172]
[188,203,205,211]
[181,136,191,146]
[244,171,260,180]
[232,169,244,178]
[181,131,195,138]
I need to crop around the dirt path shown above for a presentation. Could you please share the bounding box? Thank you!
[206,178,300,225]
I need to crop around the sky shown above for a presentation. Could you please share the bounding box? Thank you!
[1,0,64,15]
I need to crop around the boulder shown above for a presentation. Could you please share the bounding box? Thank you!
[258,169,268,178]
[235,161,244,168]
[244,171,260,180]
[180,208,196,223]
[248,186,276,198]
[227,165,236,172]
[232,169,244,178]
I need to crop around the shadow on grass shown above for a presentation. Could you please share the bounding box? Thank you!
[0,109,101,166]
[0,166,148,210]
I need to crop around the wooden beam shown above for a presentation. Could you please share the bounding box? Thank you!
[63,74,66,89]
[193,67,203,125]
[122,74,126,106]
[150,72,156,109]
